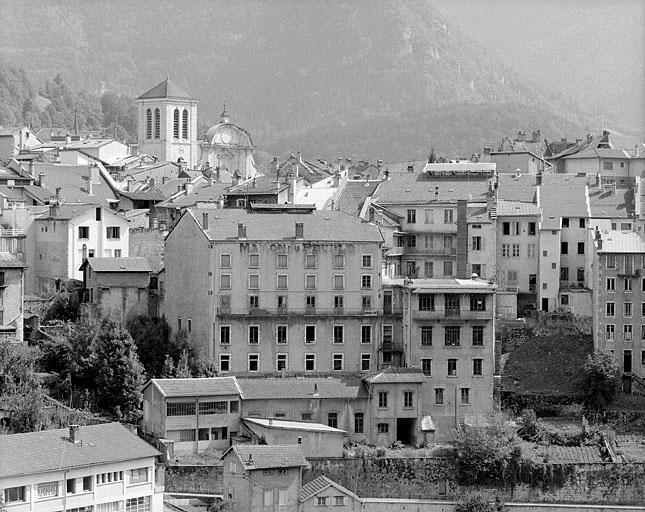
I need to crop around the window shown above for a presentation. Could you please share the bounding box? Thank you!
[443,261,453,276]
[577,267,585,282]
[418,294,435,311]
[78,226,89,239]
[67,478,76,494]
[625,278,633,292]
[382,324,393,344]
[187,319,192,333]
[220,325,231,344]
[167,402,196,416]
[106,227,120,239]
[444,209,454,224]
[305,354,316,371]
[328,412,338,428]
[361,353,371,371]
[305,254,317,268]
[249,295,259,309]
[502,244,510,258]
[126,496,150,512]
[470,295,486,311]
[502,222,510,235]
[473,358,483,376]
[578,242,585,255]
[97,472,124,486]
[528,222,536,235]
[173,109,180,138]
[445,326,460,346]
[5,486,25,503]
[277,274,288,289]
[604,161,614,171]
[276,325,288,344]
[248,253,260,268]
[361,274,372,289]
[230,401,239,413]
[96,207,102,221]
[220,254,231,268]
[277,253,288,268]
[561,242,568,254]
[182,110,188,139]
[447,358,457,376]
[606,302,615,317]
[528,244,536,258]
[333,274,345,290]
[606,324,615,341]
[305,274,317,289]
[621,222,632,230]
[97,502,121,512]
[83,476,92,492]
[606,254,616,269]
[625,302,633,317]
[316,497,328,507]
[114,249,122,258]
[248,325,259,344]
[561,267,569,281]
[362,295,372,310]
[421,326,432,346]
[377,423,389,434]
[333,254,345,268]
[512,221,520,235]
[219,354,230,372]
[305,325,316,344]
[276,354,288,371]
[378,391,388,408]
[407,209,416,223]
[460,388,470,405]
[277,295,287,309]
[333,325,344,344]
[128,468,148,485]
[248,354,259,372]
[332,353,344,371]
[561,294,569,305]
[471,236,481,251]
[362,254,373,268]
[624,324,633,342]
[424,209,434,224]
[421,358,432,376]
[579,218,586,228]
[445,294,460,313]
[199,401,228,414]
[361,325,372,344]
[354,412,364,433]
[220,274,231,289]
[403,391,414,408]
[434,388,444,405]
[248,274,260,289]
[382,352,392,364]
[154,109,160,139]
[301,412,312,421]
[146,109,152,139]
[512,244,520,258]
[607,277,616,291]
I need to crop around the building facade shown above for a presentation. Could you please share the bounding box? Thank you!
[0,423,162,512]
[164,208,383,372]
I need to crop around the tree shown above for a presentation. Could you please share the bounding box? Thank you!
[44,290,80,323]
[175,348,192,378]
[160,355,176,378]
[127,316,188,377]
[93,318,146,422]
[582,351,620,410]
[6,387,47,433]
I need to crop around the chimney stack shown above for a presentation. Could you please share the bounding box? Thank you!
[69,424,80,443]
[56,187,61,199]
[38,172,45,187]
[237,223,246,239]
[295,222,304,239]
[202,213,209,230]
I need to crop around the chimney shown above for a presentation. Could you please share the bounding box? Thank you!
[69,424,80,443]
[295,222,304,239]
[202,212,209,230]
[561,138,567,143]
[483,147,491,155]
[127,180,135,193]
[248,454,254,464]
[333,173,340,187]
[516,131,525,141]
[250,178,256,188]
[38,172,45,187]
[185,182,194,195]
[85,175,93,196]
[56,187,61,199]
[587,133,593,145]
[237,223,246,239]
[218,196,225,209]
[232,172,240,187]
[49,204,59,218]
[536,174,543,186]
[270,157,279,176]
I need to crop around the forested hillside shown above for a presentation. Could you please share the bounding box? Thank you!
[0,0,606,160]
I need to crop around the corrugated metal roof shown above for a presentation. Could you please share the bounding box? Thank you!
[0,423,160,479]
[0,252,27,268]
[300,476,361,503]
[243,418,346,434]
[147,377,242,398]
[363,367,427,384]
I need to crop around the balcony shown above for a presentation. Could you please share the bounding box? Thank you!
[413,308,490,320]
[379,341,405,352]
[387,246,457,257]
[0,228,25,237]
[216,307,380,318]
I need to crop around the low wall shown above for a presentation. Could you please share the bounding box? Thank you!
[164,465,222,494]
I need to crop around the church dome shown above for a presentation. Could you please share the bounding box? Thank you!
[204,122,254,148]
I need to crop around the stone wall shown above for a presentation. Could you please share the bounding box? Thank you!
[164,465,222,494]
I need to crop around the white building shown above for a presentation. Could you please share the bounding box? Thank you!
[0,423,163,512]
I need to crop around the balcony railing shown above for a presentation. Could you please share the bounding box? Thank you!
[217,307,380,317]
[379,341,405,352]
[0,229,25,237]
[388,246,457,256]
[413,309,490,320]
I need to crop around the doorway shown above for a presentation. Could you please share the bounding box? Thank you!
[541,298,549,312]
[396,418,416,446]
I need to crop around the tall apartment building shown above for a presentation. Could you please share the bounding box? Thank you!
[373,163,497,281]
[592,230,645,393]
[164,208,383,373]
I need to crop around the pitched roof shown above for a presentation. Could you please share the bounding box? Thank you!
[237,376,366,400]
[363,367,427,384]
[597,231,645,254]
[0,423,160,479]
[589,187,633,219]
[35,203,96,221]
[228,176,289,196]
[156,180,228,209]
[374,174,490,204]
[538,174,589,228]
[242,418,347,434]
[191,209,382,243]
[496,199,541,217]
[82,257,152,273]
[497,174,538,202]
[225,445,308,470]
[300,475,361,503]
[146,377,242,398]
[137,77,194,100]
[335,180,380,216]
[0,252,27,268]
